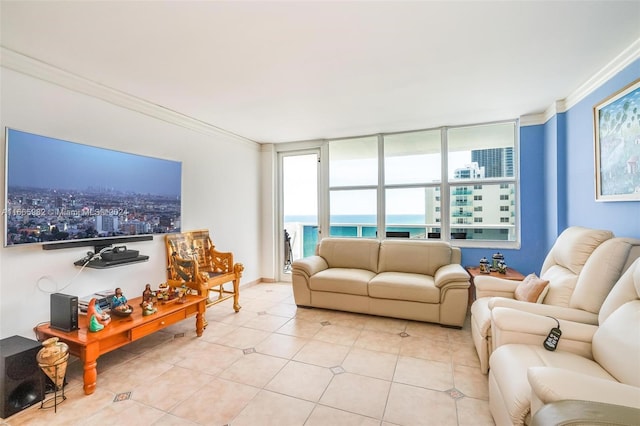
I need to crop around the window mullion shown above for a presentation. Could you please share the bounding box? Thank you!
[377,134,385,239]
[440,127,450,241]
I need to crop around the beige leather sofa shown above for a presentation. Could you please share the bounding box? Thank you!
[471,227,640,373]
[291,238,470,327]
[488,258,640,426]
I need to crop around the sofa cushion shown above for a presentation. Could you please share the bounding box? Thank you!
[378,240,452,276]
[570,237,640,314]
[318,238,380,272]
[592,300,640,386]
[368,272,440,303]
[309,268,374,296]
[539,265,578,307]
[541,227,613,276]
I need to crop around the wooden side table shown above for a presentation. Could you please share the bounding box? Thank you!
[465,266,525,307]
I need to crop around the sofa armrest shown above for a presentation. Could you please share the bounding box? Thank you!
[434,264,470,289]
[291,256,329,279]
[474,275,519,298]
[488,298,599,325]
[491,307,597,357]
[528,367,640,414]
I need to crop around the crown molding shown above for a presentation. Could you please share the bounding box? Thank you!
[565,37,640,111]
[521,37,640,127]
[0,47,260,149]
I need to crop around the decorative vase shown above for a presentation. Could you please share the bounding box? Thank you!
[36,337,69,391]
[479,257,490,274]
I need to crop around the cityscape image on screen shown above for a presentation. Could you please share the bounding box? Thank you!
[4,128,182,247]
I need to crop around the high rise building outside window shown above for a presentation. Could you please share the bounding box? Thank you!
[325,120,518,244]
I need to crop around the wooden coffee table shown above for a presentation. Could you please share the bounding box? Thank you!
[465,266,525,307]
[35,294,206,395]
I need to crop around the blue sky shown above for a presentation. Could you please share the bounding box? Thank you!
[7,128,181,197]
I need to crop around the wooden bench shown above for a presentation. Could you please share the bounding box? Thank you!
[165,229,243,312]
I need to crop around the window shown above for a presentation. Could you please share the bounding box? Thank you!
[329,137,378,237]
[448,122,517,242]
[324,120,518,244]
[383,130,441,238]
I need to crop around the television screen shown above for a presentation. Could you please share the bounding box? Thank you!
[4,128,182,248]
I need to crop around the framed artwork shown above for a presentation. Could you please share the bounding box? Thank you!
[594,78,640,201]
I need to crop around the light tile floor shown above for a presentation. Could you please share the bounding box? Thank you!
[2,283,495,426]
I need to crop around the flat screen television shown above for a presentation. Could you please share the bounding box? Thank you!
[4,128,182,249]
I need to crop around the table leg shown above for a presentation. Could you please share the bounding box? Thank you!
[82,344,99,395]
[196,301,205,337]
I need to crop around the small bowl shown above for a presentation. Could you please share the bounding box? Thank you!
[110,304,134,317]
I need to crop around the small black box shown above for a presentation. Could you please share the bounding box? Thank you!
[50,293,79,332]
[101,248,139,261]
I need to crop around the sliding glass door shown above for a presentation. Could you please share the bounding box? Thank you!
[279,150,320,281]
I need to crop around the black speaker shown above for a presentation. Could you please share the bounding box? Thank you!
[0,335,45,418]
[50,293,78,332]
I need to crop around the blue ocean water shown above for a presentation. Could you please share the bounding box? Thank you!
[285,214,432,257]
[284,214,426,224]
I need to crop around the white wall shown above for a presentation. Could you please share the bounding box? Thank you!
[0,67,264,339]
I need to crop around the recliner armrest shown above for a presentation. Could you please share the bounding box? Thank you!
[491,307,597,356]
[528,367,640,416]
[291,256,329,278]
[531,399,640,426]
[475,275,519,298]
[488,298,599,325]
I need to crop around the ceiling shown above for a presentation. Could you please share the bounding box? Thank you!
[1,1,639,144]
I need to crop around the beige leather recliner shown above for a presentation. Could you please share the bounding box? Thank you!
[487,257,640,426]
[471,226,618,374]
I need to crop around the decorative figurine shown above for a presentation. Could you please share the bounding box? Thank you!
[142,301,157,316]
[479,257,490,274]
[141,284,153,306]
[87,298,110,332]
[111,287,128,309]
[89,315,104,332]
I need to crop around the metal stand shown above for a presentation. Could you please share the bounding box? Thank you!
[284,229,293,271]
[40,364,66,413]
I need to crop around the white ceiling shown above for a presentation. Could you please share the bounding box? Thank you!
[1,1,639,143]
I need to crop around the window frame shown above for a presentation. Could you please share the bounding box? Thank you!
[284,119,520,249]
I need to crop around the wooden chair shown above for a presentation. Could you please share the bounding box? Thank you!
[165,229,243,312]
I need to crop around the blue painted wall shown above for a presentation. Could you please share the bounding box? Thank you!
[563,59,640,238]
[461,124,548,275]
[462,58,640,274]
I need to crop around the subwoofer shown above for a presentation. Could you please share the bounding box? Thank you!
[0,335,44,418]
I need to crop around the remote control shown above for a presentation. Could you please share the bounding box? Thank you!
[544,327,562,351]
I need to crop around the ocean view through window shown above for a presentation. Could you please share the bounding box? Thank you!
[281,120,518,265]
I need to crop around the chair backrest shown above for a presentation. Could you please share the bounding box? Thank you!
[592,258,640,386]
[165,230,213,272]
[569,237,640,314]
[539,226,613,307]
